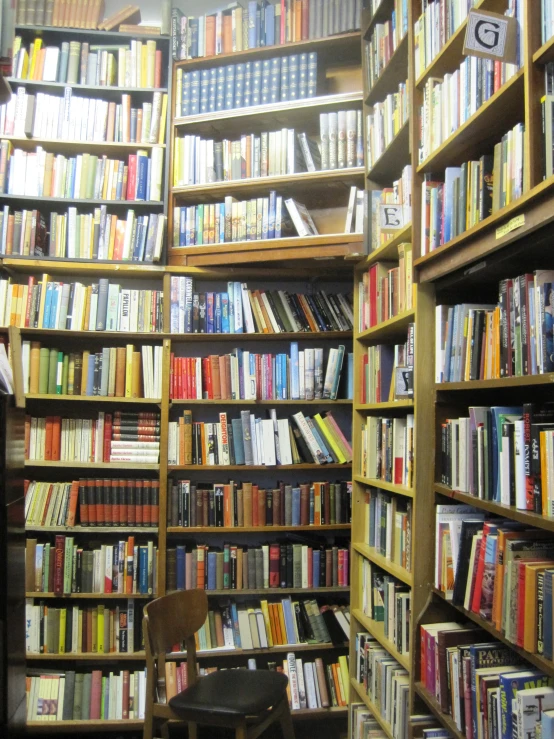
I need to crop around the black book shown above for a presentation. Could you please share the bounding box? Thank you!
[208,489,216,526]
[299,601,315,641]
[294,601,307,642]
[215,486,224,526]
[227,424,236,465]
[469,310,486,380]
[304,294,327,331]
[290,424,312,463]
[286,543,294,587]
[452,519,485,606]
[279,544,287,588]
[320,607,348,645]
[266,488,273,525]
[198,293,207,333]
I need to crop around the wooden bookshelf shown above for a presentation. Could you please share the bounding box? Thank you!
[352,608,411,672]
[352,476,414,498]
[166,524,351,534]
[7,78,169,94]
[365,34,409,107]
[366,120,410,184]
[352,543,413,586]
[350,678,395,739]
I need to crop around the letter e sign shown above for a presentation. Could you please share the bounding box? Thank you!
[379,204,404,233]
[463,9,517,63]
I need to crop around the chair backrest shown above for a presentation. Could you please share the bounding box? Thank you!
[143,589,209,657]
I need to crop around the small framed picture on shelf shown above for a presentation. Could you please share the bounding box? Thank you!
[395,367,413,398]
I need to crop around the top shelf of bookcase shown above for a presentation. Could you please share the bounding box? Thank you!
[14,24,170,43]
[173,31,362,72]
[362,0,396,40]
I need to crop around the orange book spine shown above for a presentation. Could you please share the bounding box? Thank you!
[51,416,61,461]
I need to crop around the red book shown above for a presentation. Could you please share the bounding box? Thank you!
[280,0,286,42]
[24,276,35,327]
[40,484,54,526]
[118,479,127,525]
[273,487,281,526]
[301,0,309,39]
[87,479,96,525]
[53,535,65,595]
[103,479,112,524]
[96,479,104,526]
[66,480,80,526]
[152,480,159,525]
[127,480,136,525]
[154,50,162,88]
[342,549,349,586]
[122,670,130,719]
[470,521,494,613]
[269,544,280,587]
[90,670,103,719]
[103,413,113,462]
[203,356,212,399]
[143,479,152,525]
[44,416,53,460]
[223,484,231,527]
[111,478,119,524]
[78,479,89,525]
[252,485,259,527]
[126,154,137,200]
[135,480,143,525]
[169,352,175,398]
[24,415,31,459]
[51,416,61,461]
[206,14,216,56]
[338,549,344,587]
[258,488,266,527]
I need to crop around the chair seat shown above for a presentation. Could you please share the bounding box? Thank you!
[169,670,289,719]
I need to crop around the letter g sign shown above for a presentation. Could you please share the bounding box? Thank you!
[463,9,516,63]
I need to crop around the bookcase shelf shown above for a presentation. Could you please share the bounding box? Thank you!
[351,607,410,671]
[355,224,412,269]
[350,678,394,739]
[27,652,147,661]
[353,400,414,411]
[168,331,353,342]
[167,587,350,597]
[168,399,353,406]
[356,308,415,343]
[167,463,352,472]
[25,461,160,470]
[26,719,145,732]
[292,706,348,720]
[25,394,162,404]
[435,373,554,391]
[533,34,554,64]
[365,34,408,108]
[352,476,414,498]
[416,69,526,174]
[7,79,168,95]
[366,120,410,184]
[413,682,464,739]
[352,543,412,586]
[174,91,364,134]
[25,526,159,534]
[0,194,165,208]
[434,482,554,533]
[15,24,170,42]
[19,329,166,340]
[25,592,152,599]
[1,136,166,152]
[166,524,351,534]
[168,642,349,660]
[2,258,167,278]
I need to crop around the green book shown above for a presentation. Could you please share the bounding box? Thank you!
[47,348,58,394]
[72,672,84,720]
[38,346,49,394]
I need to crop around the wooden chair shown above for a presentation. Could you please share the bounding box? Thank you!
[143,589,296,739]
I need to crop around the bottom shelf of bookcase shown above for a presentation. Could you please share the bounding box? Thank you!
[413,682,464,739]
[350,677,394,739]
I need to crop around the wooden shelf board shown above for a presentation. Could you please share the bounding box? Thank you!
[416,69,525,174]
[351,607,410,671]
[27,652,146,660]
[436,374,554,390]
[357,309,415,343]
[167,586,350,596]
[168,331,353,342]
[167,642,348,660]
[26,592,152,599]
[25,394,161,404]
[366,120,410,184]
[413,682,464,739]
[168,463,352,471]
[353,476,414,497]
[432,588,554,675]
[434,482,554,533]
[169,399,353,406]
[25,461,160,470]
[172,167,365,200]
[350,679,394,739]
[292,706,348,719]
[365,35,409,108]
[0,194,164,207]
[354,400,414,411]
[354,224,412,270]
[1,136,165,150]
[19,328,165,340]
[15,24,170,41]
[2,257,167,277]
[8,78,168,94]
[415,0,506,88]
[174,32,362,70]
[167,524,351,533]
[533,34,554,64]
[174,91,363,129]
[25,526,158,534]
[26,719,144,732]
[352,542,413,585]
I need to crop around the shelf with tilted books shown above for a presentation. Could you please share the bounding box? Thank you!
[412,683,464,739]
[362,0,397,39]
[168,331,353,342]
[351,608,410,671]
[352,543,412,587]
[352,476,414,498]
[365,35,409,108]
[169,398,353,406]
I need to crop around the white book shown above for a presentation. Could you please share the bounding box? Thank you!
[296,658,307,709]
[514,419,526,510]
[287,653,301,710]
[277,418,293,465]
[241,283,256,333]
[261,419,276,466]
[304,662,318,709]
[344,186,357,232]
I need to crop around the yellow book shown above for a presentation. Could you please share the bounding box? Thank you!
[173,136,181,185]
[321,415,351,461]
[19,49,29,80]
[277,603,288,646]
[58,608,67,653]
[102,159,112,200]
[29,39,43,80]
[313,413,346,463]
[338,655,349,702]
[77,608,83,652]
[107,215,117,259]
[97,604,104,653]
[138,41,145,88]
[81,350,90,395]
[125,344,134,397]
[91,609,98,652]
[146,40,156,88]
[259,600,274,648]
[37,274,49,329]
[158,93,168,145]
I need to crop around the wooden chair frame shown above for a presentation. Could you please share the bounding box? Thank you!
[143,589,295,739]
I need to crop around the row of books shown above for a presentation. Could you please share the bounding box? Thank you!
[2,88,168,145]
[0,208,166,264]
[438,402,554,514]
[12,37,165,89]
[171,0,361,60]
[22,342,163,399]
[25,478,160,528]
[358,248,414,331]
[168,277,354,335]
[25,411,161,464]
[420,616,552,739]
[365,488,412,573]
[360,415,414,489]
[364,7,409,94]
[418,55,520,164]
[435,271,554,383]
[26,535,157,595]
[15,0,146,29]
[167,409,352,467]
[350,704,393,739]
[2,144,165,202]
[359,330,414,404]
[168,344,349,401]
[360,559,411,656]
[366,166,412,253]
[167,479,352,528]
[26,668,147,722]
[366,83,408,170]
[413,1,523,81]
[354,631,409,739]
[175,54,319,117]
[420,123,525,255]
[172,194,320,247]
[26,599,142,655]
[0,278,164,331]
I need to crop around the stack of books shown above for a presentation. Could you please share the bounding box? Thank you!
[366,82,408,168]
[360,415,414,488]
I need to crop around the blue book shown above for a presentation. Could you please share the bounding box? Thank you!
[347,352,354,399]
[268,190,276,238]
[290,341,299,398]
[200,69,210,114]
[176,545,186,590]
[544,570,554,659]
[312,550,320,587]
[308,52,317,97]
[264,2,275,45]
[190,70,201,115]
[227,282,235,333]
[499,670,552,739]
[216,66,226,111]
[261,58,271,105]
[85,358,95,396]
[299,53,308,98]
[135,153,148,201]
[469,643,513,739]
[269,57,280,103]
[234,63,245,109]
[67,158,76,197]
[221,293,230,333]
[288,54,299,100]
[179,208,187,246]
[42,283,53,329]
[542,708,554,739]
[230,603,242,648]
[224,64,235,110]
[206,292,215,333]
[231,418,245,462]
[281,597,297,644]
[244,62,253,107]
[223,545,230,588]
[252,60,262,106]
[443,167,462,242]
[280,55,289,102]
[490,406,522,501]
[248,1,259,48]
[292,486,301,525]
[189,18,199,57]
[181,72,191,116]
[309,487,314,523]
[306,417,334,462]
[214,292,222,333]
[208,67,217,112]
[207,551,217,590]
[139,546,148,593]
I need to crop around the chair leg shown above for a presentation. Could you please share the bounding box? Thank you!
[160,721,170,739]
[278,700,295,739]
[235,721,248,739]
[188,722,198,739]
